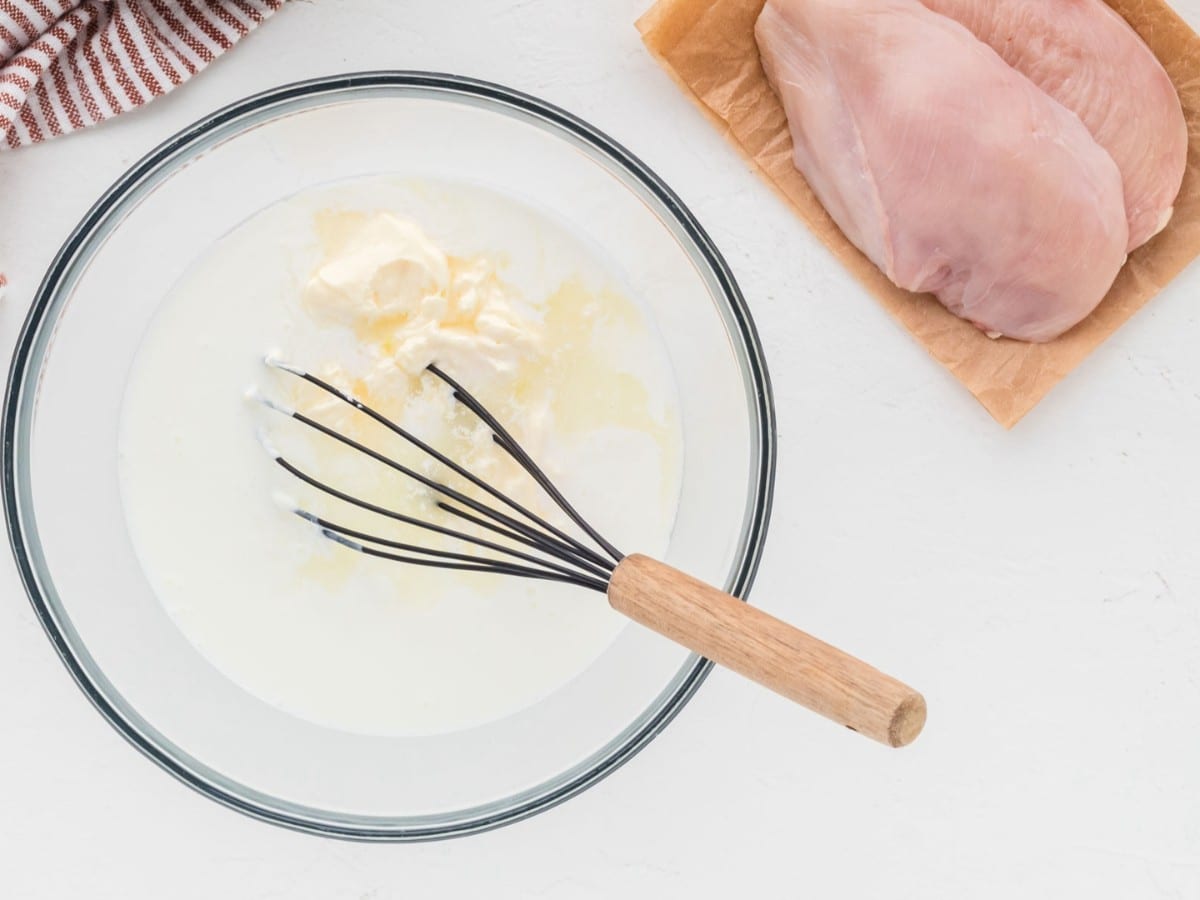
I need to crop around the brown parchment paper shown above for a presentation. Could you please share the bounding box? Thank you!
[638,0,1200,427]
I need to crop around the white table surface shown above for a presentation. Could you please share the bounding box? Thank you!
[4,2,1200,896]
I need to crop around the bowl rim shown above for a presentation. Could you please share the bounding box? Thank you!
[2,71,777,841]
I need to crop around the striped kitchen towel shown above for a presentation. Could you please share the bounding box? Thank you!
[1,0,285,150]
[1,1,285,299]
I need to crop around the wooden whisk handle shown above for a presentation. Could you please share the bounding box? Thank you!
[607,554,926,747]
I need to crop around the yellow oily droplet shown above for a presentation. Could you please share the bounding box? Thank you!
[296,541,356,592]
[313,209,369,257]
[538,278,669,445]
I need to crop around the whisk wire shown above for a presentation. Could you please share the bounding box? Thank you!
[282,406,611,574]
[273,455,598,585]
[270,361,616,571]
[321,528,606,590]
[427,364,625,564]
[261,361,620,588]
[305,512,609,590]
[434,502,613,581]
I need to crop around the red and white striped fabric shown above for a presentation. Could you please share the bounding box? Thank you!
[1,0,284,151]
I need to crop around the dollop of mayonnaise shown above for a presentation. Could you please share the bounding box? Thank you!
[302,212,540,381]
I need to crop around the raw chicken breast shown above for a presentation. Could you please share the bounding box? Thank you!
[921,0,1187,251]
[755,0,1129,342]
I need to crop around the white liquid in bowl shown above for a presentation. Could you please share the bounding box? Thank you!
[118,176,683,737]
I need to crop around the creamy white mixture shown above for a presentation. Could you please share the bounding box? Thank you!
[118,177,682,736]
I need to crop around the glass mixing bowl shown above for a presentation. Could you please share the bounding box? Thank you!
[2,73,775,839]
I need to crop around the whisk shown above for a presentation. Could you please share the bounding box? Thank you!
[256,358,926,747]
